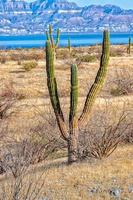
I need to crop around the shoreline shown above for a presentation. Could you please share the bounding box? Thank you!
[0,43,129,50]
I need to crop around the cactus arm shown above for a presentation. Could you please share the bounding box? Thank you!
[46,31,50,41]
[46,40,68,140]
[49,25,54,47]
[69,64,78,123]
[55,28,60,48]
[78,30,110,127]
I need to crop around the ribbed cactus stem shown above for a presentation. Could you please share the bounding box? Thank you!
[46,31,50,41]
[68,37,71,53]
[79,30,110,127]
[69,64,78,123]
[128,37,131,54]
[46,40,68,140]
[49,25,54,47]
[55,28,60,48]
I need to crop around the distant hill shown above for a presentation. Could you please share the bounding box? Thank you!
[0,0,133,35]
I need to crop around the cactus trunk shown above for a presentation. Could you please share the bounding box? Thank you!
[68,64,78,164]
[68,118,79,163]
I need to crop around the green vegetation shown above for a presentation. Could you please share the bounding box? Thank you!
[127,37,131,54]
[23,61,38,71]
[76,54,97,62]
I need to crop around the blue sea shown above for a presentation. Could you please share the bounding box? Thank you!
[0,32,132,49]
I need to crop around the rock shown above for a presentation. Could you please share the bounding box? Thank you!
[109,187,121,198]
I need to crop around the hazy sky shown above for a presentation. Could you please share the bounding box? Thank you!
[69,0,133,9]
[26,0,133,9]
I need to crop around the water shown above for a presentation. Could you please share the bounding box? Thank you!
[0,32,132,49]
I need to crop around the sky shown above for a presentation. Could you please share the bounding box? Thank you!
[68,0,133,9]
[26,0,133,10]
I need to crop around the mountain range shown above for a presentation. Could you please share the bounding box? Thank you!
[0,0,133,35]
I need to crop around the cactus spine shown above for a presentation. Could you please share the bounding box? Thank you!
[127,37,131,54]
[45,27,110,164]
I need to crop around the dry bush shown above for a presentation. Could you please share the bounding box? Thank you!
[23,61,38,72]
[78,104,131,160]
[111,69,133,96]
[76,54,97,63]
[10,50,44,62]
[0,110,61,199]
[0,82,21,119]
[124,127,133,143]
[30,107,66,158]
[110,46,124,57]
[0,118,64,176]
[0,55,6,64]
[56,48,71,60]
[0,172,46,200]
[0,142,46,200]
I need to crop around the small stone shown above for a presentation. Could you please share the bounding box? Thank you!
[112,177,117,183]
[88,186,99,195]
[90,187,98,193]
[109,188,121,198]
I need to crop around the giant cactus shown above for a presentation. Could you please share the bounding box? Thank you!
[45,27,110,164]
[68,37,71,53]
[127,37,131,54]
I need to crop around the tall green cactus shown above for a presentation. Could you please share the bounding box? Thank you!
[45,26,110,164]
[68,37,71,53]
[127,37,131,54]
[69,64,78,122]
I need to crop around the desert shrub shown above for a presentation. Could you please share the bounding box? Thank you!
[110,87,123,96]
[78,105,130,160]
[0,140,46,199]
[110,47,124,57]
[76,54,97,63]
[0,81,24,119]
[23,61,38,71]
[111,70,133,96]
[124,129,133,143]
[0,172,45,200]
[10,50,44,61]
[32,53,43,61]
[0,56,6,64]
[56,48,70,59]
